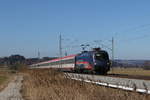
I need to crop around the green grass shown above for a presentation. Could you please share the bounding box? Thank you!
[0,68,16,91]
[0,76,8,85]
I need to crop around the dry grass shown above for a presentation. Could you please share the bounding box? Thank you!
[0,67,15,91]
[22,69,150,100]
[108,68,150,76]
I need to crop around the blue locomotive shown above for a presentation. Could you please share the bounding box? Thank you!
[75,48,110,74]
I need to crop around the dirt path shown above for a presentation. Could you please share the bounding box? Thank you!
[0,75,24,100]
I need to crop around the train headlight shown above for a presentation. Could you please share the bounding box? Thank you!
[107,62,110,65]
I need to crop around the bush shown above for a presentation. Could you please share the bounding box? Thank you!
[9,63,26,71]
[143,66,150,70]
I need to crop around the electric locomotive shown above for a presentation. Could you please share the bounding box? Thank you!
[75,48,110,74]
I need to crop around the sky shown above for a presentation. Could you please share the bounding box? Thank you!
[0,0,150,60]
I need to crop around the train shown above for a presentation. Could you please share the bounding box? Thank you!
[30,48,110,75]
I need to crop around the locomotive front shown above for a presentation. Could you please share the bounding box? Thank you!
[93,48,110,74]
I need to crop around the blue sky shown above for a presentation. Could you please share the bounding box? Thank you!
[0,0,150,59]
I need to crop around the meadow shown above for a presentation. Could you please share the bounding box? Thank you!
[22,69,150,100]
[0,67,14,91]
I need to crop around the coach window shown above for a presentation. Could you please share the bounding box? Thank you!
[62,60,66,64]
[44,64,48,66]
[51,62,54,65]
[62,59,67,64]
[56,61,59,65]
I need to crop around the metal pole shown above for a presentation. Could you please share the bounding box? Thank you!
[59,34,62,69]
[112,37,114,69]
[38,48,40,62]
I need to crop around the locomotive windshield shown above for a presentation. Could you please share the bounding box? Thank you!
[95,52,109,61]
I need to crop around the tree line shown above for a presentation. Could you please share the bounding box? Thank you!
[0,55,57,70]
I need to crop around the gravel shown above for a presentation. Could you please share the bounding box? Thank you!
[66,73,150,92]
[0,75,24,100]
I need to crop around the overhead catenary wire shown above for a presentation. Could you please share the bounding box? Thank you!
[58,23,150,59]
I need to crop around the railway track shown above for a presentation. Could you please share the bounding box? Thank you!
[66,72,150,80]
[107,74,150,80]
[65,73,150,94]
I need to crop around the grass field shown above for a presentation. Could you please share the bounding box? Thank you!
[108,68,150,76]
[0,67,14,91]
[22,69,150,100]
[0,76,8,85]
[0,68,9,85]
